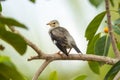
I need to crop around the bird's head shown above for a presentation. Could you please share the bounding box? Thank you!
[47,20,60,27]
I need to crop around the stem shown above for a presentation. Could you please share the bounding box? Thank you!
[9,26,44,56]
[105,0,120,58]
[28,54,118,65]
[32,60,52,80]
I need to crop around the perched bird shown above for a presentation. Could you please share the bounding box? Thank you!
[47,20,82,56]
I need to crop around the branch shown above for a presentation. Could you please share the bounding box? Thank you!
[9,27,44,56]
[9,25,119,80]
[0,12,44,56]
[105,0,120,58]
[28,53,119,80]
[32,60,52,80]
[28,53,118,65]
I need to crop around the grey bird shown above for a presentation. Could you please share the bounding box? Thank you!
[47,20,82,56]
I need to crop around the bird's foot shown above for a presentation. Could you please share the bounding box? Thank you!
[56,51,65,57]
[78,53,83,57]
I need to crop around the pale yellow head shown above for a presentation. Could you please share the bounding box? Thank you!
[47,20,60,27]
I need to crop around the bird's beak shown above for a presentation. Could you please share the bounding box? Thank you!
[46,22,50,25]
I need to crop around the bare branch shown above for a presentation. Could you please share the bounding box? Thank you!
[28,53,118,65]
[9,26,44,56]
[29,53,119,80]
[32,60,52,80]
[105,0,120,58]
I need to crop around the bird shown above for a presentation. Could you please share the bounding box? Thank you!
[47,20,82,56]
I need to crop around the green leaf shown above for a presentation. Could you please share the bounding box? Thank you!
[114,18,120,34]
[0,28,27,55]
[0,75,8,80]
[29,0,36,3]
[110,0,114,7]
[49,71,58,80]
[114,18,120,26]
[86,33,100,54]
[104,61,120,80]
[118,3,120,14]
[85,11,106,41]
[0,56,26,80]
[89,0,104,7]
[0,17,27,29]
[74,75,87,80]
[88,61,100,74]
[94,35,110,56]
[113,25,120,35]
[117,42,120,51]
[0,3,2,12]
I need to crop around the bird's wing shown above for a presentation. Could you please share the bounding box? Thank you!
[55,42,68,56]
[49,27,69,47]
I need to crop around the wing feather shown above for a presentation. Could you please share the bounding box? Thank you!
[49,27,69,47]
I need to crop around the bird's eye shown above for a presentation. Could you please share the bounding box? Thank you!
[53,22,55,24]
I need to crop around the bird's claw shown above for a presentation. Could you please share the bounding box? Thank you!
[57,51,61,55]
[56,51,64,57]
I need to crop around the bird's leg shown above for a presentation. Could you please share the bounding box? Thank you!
[55,51,65,57]
[67,48,72,54]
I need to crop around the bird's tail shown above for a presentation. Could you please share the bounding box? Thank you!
[72,44,82,54]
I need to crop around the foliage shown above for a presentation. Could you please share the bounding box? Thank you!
[84,1,120,80]
[110,0,114,7]
[49,71,58,80]
[88,61,100,74]
[104,61,120,80]
[85,11,106,42]
[0,2,27,55]
[89,0,104,7]
[85,0,120,80]
[86,33,101,54]
[74,75,87,80]
[0,26,27,55]
[0,3,2,12]
[0,17,27,29]
[85,11,110,75]
[0,56,27,80]
[94,35,110,56]
[89,0,114,7]
[29,0,36,3]
[0,1,28,79]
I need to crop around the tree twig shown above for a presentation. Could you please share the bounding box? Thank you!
[105,0,120,58]
[28,53,118,65]
[32,60,52,80]
[9,26,44,56]
[29,53,119,80]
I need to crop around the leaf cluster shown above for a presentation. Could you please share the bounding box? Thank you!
[0,2,28,80]
[85,0,120,79]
